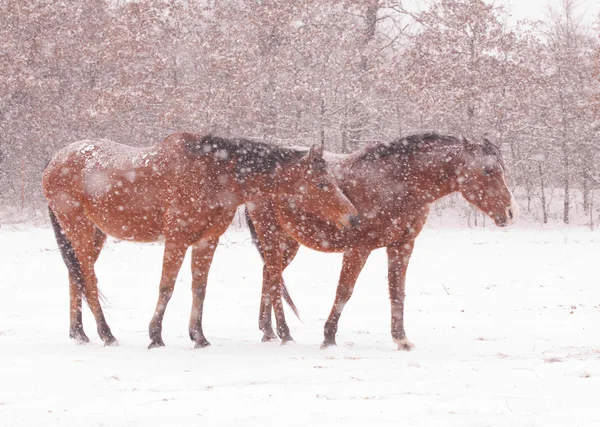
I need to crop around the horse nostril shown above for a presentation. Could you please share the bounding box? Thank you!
[508,209,514,220]
[349,215,360,227]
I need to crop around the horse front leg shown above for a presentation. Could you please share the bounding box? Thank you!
[322,248,370,348]
[247,201,294,343]
[387,241,415,351]
[148,239,187,349]
[263,252,294,344]
[189,237,219,348]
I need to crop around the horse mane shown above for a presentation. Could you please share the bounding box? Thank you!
[482,138,506,170]
[355,133,461,163]
[183,134,314,177]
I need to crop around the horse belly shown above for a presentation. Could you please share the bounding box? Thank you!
[87,202,164,242]
[82,173,167,242]
[172,204,237,244]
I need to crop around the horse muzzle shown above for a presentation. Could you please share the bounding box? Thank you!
[495,203,518,227]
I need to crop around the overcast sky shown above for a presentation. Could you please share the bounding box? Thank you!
[405,0,600,28]
[503,0,599,24]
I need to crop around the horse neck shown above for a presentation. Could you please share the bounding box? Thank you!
[405,148,463,203]
[240,156,303,199]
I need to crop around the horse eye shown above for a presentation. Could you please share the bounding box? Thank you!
[482,167,493,176]
[317,183,328,190]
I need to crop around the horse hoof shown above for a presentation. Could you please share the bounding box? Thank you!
[148,340,165,349]
[104,338,119,347]
[70,333,90,344]
[261,334,278,343]
[395,338,414,351]
[193,339,211,349]
[280,337,295,346]
[320,340,336,349]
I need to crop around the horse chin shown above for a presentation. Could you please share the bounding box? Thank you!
[493,204,518,227]
[493,215,509,227]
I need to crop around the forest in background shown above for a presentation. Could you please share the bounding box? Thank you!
[1,0,599,226]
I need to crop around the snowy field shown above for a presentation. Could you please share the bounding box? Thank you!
[1,223,600,426]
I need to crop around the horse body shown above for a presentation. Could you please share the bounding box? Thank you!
[46,137,242,243]
[44,132,358,348]
[246,133,518,349]
[271,156,439,252]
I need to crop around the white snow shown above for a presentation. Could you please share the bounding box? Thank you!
[1,224,599,426]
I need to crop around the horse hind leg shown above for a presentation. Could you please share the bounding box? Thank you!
[68,274,88,343]
[260,238,300,342]
[93,227,107,263]
[69,227,108,344]
[80,230,116,346]
[51,209,117,345]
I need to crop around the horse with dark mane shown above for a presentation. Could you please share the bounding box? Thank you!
[239,133,518,348]
[43,132,358,348]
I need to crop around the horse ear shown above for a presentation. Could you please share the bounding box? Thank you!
[307,143,323,162]
[307,144,316,163]
[461,135,478,153]
[315,141,324,157]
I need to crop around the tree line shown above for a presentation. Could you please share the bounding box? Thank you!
[1,0,599,226]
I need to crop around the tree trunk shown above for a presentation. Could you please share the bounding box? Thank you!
[538,162,548,224]
[361,0,379,72]
[562,138,569,224]
[589,190,594,230]
[582,153,591,213]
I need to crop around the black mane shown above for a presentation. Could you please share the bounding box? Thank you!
[184,134,311,178]
[357,133,461,162]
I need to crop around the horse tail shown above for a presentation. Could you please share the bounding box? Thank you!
[281,279,301,321]
[245,208,301,321]
[48,207,87,303]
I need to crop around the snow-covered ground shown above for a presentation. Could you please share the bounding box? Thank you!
[1,224,599,426]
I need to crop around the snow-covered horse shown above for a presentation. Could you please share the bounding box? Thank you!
[43,133,358,348]
[242,133,518,349]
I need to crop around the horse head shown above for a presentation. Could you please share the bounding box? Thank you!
[456,137,518,227]
[289,143,359,229]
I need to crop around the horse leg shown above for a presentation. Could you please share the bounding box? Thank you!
[189,237,219,348]
[93,227,107,262]
[265,257,293,343]
[260,238,299,342]
[71,223,116,345]
[258,264,277,341]
[387,241,415,351]
[69,275,88,343]
[148,240,188,349]
[258,234,296,343]
[247,203,293,343]
[322,248,370,348]
[69,227,107,343]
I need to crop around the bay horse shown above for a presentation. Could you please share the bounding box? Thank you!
[242,133,518,348]
[43,132,358,348]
